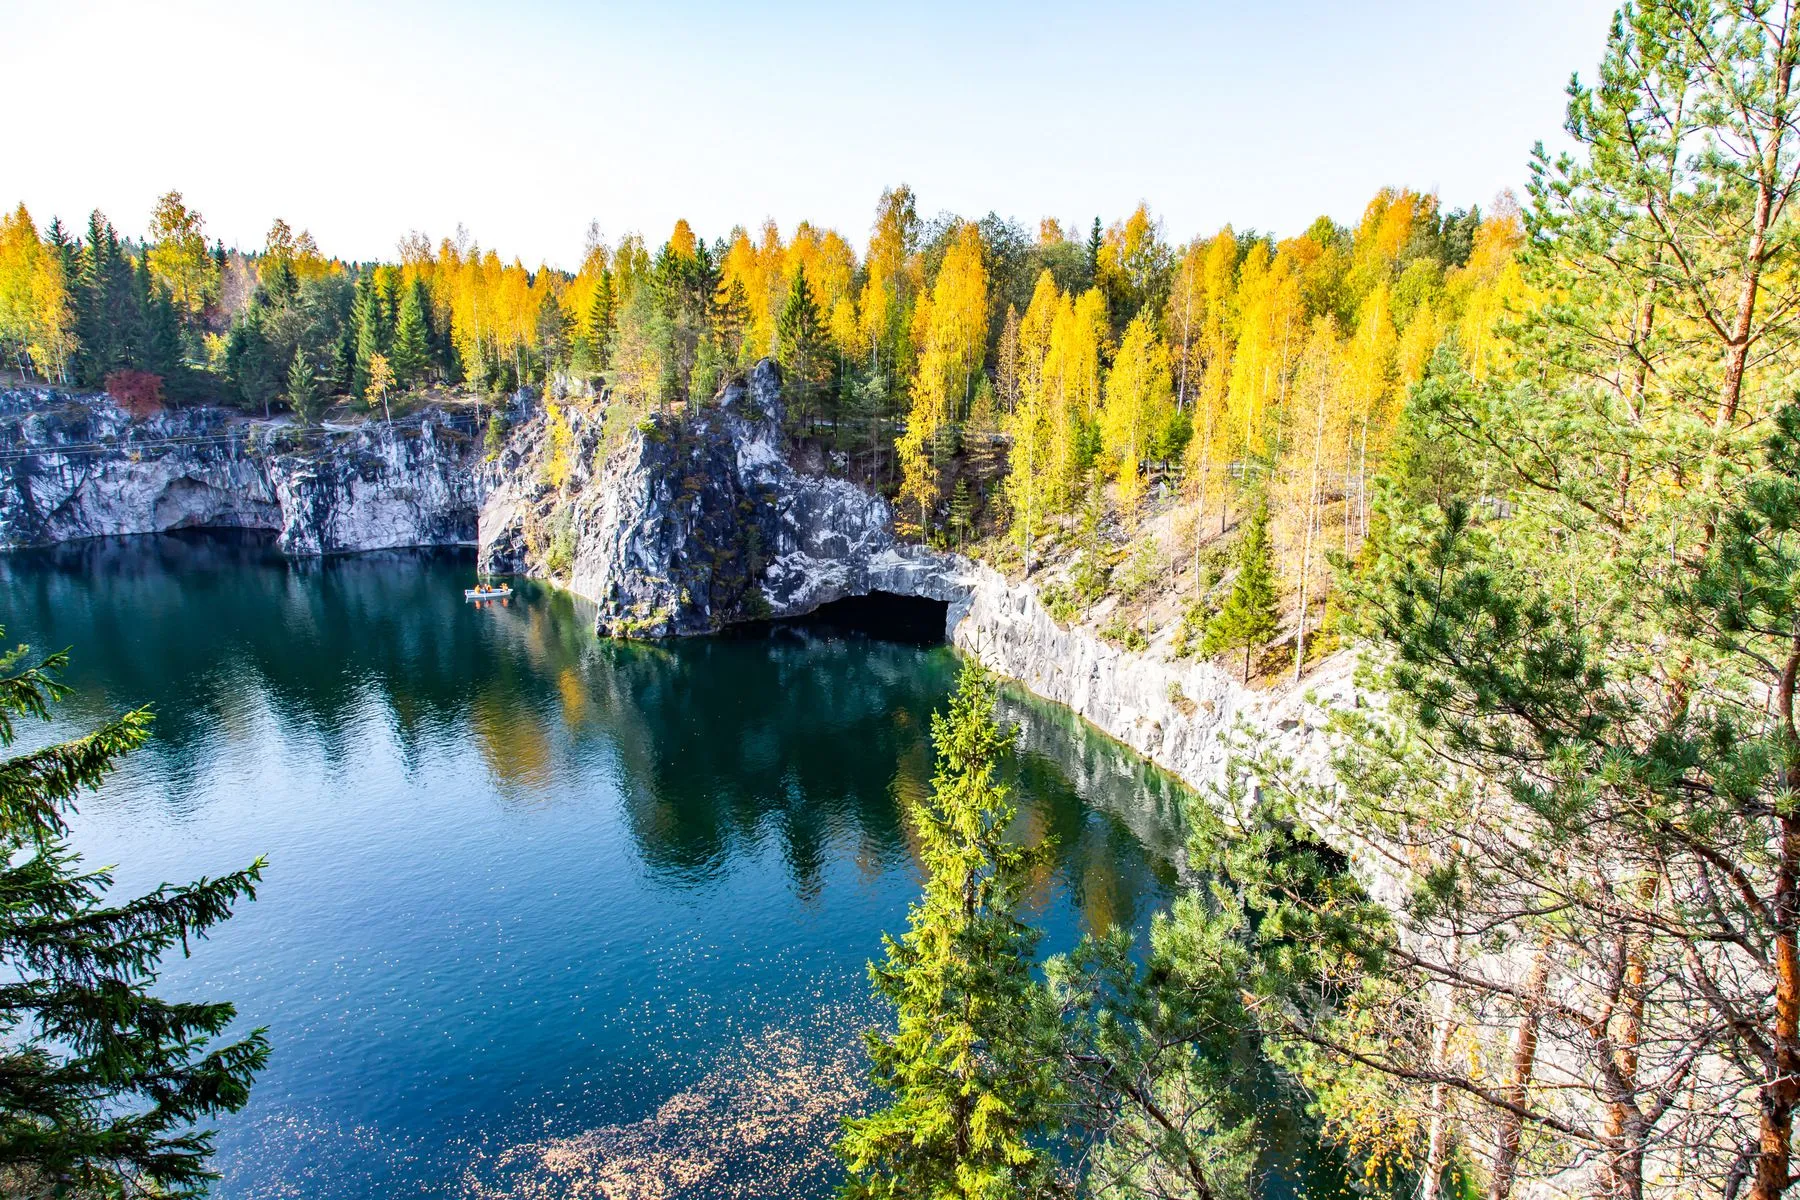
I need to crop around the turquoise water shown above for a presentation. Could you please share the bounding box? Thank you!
[0,534,1224,1199]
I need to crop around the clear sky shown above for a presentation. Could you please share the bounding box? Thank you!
[4,0,1619,269]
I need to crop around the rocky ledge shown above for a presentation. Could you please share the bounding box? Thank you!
[0,390,482,555]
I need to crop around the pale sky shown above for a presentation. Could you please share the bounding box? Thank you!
[3,0,1618,269]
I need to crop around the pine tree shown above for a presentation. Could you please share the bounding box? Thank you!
[285,346,321,424]
[1202,499,1279,681]
[837,660,1063,1199]
[0,633,267,1197]
[390,281,431,388]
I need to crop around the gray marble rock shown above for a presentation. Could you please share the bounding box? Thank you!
[0,390,481,556]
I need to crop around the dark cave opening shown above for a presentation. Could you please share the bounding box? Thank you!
[772,591,950,646]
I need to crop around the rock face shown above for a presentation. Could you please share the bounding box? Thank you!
[0,390,482,555]
[478,360,969,637]
[952,565,1353,796]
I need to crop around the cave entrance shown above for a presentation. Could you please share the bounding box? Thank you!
[777,591,950,646]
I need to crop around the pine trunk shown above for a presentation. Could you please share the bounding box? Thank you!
[1487,945,1552,1200]
[1751,812,1800,1200]
[1752,633,1800,1200]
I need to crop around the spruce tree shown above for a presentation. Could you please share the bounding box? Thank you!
[776,265,829,432]
[350,277,386,399]
[837,660,1063,1199]
[46,219,79,317]
[1202,499,1279,681]
[948,478,974,549]
[74,212,140,387]
[285,346,321,424]
[72,212,111,385]
[0,634,267,1197]
[132,254,180,379]
[714,275,752,368]
[327,324,356,396]
[390,282,430,388]
[584,269,615,374]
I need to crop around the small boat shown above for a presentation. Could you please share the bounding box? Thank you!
[464,583,513,601]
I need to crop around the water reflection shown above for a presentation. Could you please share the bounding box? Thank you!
[1,536,1188,922]
[0,533,1202,1199]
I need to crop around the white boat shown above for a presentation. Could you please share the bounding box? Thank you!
[464,584,513,601]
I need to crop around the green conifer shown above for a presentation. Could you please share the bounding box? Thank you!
[483,411,508,461]
[74,213,141,386]
[350,277,386,399]
[224,309,279,414]
[585,269,615,373]
[390,282,431,387]
[1202,499,1280,681]
[133,254,180,378]
[714,275,752,368]
[948,478,974,549]
[328,324,357,396]
[285,346,321,424]
[837,660,1063,1199]
[776,265,829,431]
[0,634,267,1196]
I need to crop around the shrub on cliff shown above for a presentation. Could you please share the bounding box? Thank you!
[105,368,163,419]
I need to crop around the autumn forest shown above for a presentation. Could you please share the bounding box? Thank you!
[11,2,1800,1198]
[0,182,1519,675]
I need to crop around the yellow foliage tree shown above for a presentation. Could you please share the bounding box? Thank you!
[1099,312,1174,519]
[0,204,73,382]
[1448,208,1527,382]
[897,222,989,531]
[1226,243,1302,458]
[1343,282,1399,538]
[147,191,218,322]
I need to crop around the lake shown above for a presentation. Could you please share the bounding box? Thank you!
[0,533,1337,1199]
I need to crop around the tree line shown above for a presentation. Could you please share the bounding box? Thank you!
[1,169,1525,680]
